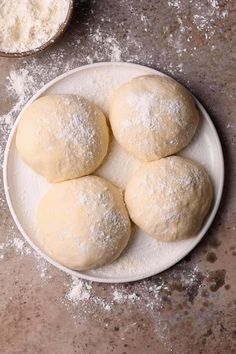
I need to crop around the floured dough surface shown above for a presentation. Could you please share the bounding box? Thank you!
[110,75,199,161]
[16,94,109,183]
[37,176,131,270]
[125,156,213,241]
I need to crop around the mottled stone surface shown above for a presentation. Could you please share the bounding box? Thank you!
[0,1,236,353]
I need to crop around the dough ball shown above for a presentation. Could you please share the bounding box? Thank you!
[110,75,199,161]
[37,176,131,270]
[16,95,109,183]
[125,156,213,241]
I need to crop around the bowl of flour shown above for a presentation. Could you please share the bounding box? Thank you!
[0,0,74,57]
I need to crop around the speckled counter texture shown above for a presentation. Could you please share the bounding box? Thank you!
[0,1,236,353]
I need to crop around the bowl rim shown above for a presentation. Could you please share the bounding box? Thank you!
[0,0,74,58]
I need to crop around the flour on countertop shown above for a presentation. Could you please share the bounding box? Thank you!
[2,68,37,127]
[0,231,202,322]
[0,233,53,279]
[0,233,203,313]
[61,263,205,328]
[0,235,31,256]
[0,0,69,53]
[0,1,231,350]
[112,289,139,304]
[90,27,122,62]
[66,276,92,303]
[0,0,229,137]
[167,0,229,50]
[35,253,53,279]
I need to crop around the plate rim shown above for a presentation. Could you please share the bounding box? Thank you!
[3,61,224,283]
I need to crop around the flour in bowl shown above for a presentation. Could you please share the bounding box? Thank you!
[0,0,69,53]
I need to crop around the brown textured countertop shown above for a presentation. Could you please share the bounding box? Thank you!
[0,1,236,353]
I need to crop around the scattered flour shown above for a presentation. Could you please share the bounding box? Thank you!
[0,0,229,141]
[0,196,211,351]
[0,235,31,256]
[11,237,25,253]
[113,289,139,304]
[66,276,92,303]
[0,1,232,350]
[1,68,37,127]
[62,263,204,321]
[89,27,122,62]
[167,0,229,49]
[35,253,53,279]
[0,232,53,279]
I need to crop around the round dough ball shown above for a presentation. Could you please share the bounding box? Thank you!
[110,75,199,161]
[37,176,131,270]
[16,95,109,183]
[125,156,213,241]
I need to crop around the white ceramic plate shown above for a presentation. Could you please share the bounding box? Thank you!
[3,62,224,283]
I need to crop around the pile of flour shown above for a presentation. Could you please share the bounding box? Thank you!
[0,0,69,53]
